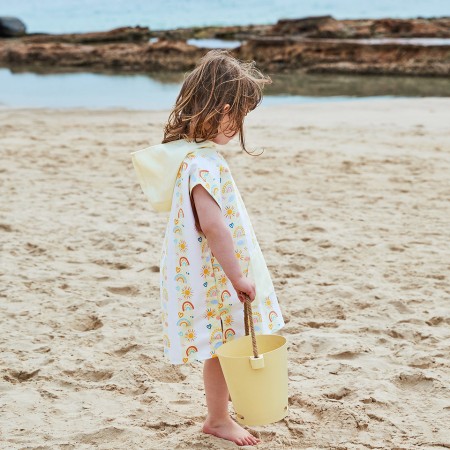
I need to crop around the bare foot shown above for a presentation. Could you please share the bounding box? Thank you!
[202,416,260,446]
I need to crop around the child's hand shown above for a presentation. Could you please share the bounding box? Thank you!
[232,276,256,303]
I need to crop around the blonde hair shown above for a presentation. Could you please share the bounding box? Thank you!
[162,49,272,155]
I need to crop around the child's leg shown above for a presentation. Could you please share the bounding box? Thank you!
[202,357,260,446]
[203,356,229,420]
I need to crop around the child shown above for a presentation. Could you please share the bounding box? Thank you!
[131,49,285,447]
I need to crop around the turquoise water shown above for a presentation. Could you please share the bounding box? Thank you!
[2,0,449,34]
[2,68,449,109]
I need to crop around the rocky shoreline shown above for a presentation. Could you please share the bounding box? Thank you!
[1,16,449,76]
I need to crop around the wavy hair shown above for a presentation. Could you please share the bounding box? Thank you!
[162,49,272,155]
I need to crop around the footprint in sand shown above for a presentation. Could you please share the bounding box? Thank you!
[114,343,140,356]
[106,285,140,296]
[72,314,103,332]
[4,368,40,383]
[25,242,47,255]
[388,300,415,314]
[138,355,186,383]
[287,262,306,272]
[62,369,114,382]
[426,316,450,326]
[328,350,364,360]
[393,371,435,391]
[74,426,126,444]
[323,386,353,400]
[93,259,130,270]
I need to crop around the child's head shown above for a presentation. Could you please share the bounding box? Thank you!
[162,49,272,153]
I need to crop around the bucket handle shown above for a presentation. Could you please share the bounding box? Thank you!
[243,293,259,359]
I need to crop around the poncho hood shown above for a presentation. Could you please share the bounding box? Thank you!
[130,138,217,212]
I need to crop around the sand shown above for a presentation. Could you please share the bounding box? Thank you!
[1,98,449,449]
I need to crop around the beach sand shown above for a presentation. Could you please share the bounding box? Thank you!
[1,99,449,449]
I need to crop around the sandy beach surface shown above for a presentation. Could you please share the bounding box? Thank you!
[1,98,449,449]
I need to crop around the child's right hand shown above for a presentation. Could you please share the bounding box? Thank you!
[232,276,256,303]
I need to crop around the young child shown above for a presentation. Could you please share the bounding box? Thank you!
[131,49,285,447]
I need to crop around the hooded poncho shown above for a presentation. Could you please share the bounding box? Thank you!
[131,138,285,364]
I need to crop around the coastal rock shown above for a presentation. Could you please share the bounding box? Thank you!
[23,26,151,44]
[0,16,449,75]
[150,24,271,41]
[271,15,342,37]
[270,16,450,39]
[0,17,26,37]
[0,39,204,72]
[236,37,450,76]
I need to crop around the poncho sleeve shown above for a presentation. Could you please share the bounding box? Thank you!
[188,155,223,211]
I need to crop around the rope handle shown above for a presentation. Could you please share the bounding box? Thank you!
[242,293,259,359]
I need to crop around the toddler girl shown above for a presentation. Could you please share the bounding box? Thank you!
[131,49,285,447]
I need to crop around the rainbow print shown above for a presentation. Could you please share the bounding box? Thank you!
[252,311,262,323]
[210,328,223,342]
[207,286,219,299]
[224,328,235,340]
[221,290,231,302]
[199,170,209,182]
[179,256,190,266]
[186,346,198,356]
[178,208,184,218]
[233,226,245,238]
[173,225,182,234]
[212,186,219,197]
[177,318,192,327]
[219,309,229,317]
[175,274,187,283]
[222,181,233,193]
[182,301,195,311]
[269,311,278,322]
[212,263,221,273]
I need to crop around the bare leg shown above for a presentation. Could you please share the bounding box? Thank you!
[202,356,260,446]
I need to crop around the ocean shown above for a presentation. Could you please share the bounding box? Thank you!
[2,69,450,110]
[2,0,449,34]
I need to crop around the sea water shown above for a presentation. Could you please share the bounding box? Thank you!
[1,68,450,109]
[2,0,449,34]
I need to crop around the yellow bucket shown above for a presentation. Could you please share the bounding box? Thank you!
[216,297,289,426]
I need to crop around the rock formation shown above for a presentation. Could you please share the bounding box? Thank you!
[0,17,26,37]
[0,16,449,76]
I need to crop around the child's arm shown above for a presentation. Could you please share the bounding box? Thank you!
[191,184,256,302]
